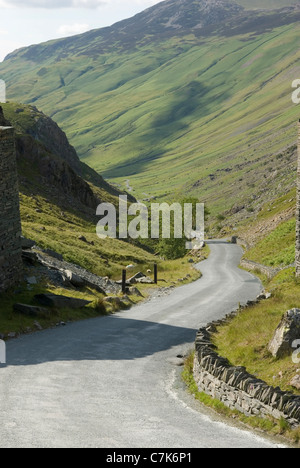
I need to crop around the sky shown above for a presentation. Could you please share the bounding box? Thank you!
[0,0,163,62]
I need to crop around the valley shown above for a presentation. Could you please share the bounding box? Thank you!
[0,1,299,220]
[1,0,300,448]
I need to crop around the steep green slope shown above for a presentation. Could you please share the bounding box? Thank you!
[0,103,203,335]
[0,103,159,280]
[1,0,299,216]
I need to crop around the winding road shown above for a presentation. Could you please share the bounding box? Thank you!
[0,241,285,448]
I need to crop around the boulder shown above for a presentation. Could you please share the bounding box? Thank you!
[268,309,300,358]
[43,249,63,261]
[22,250,38,264]
[103,296,132,309]
[78,235,88,243]
[34,321,43,330]
[61,269,105,293]
[7,332,17,339]
[34,294,92,309]
[128,287,143,297]
[13,303,51,318]
[103,296,122,305]
[136,276,154,284]
[127,272,146,284]
[21,236,36,250]
[257,292,272,301]
[290,375,300,391]
[63,270,85,288]
[26,276,37,285]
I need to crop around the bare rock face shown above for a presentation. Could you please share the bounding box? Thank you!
[290,375,300,391]
[268,309,300,358]
[34,293,92,309]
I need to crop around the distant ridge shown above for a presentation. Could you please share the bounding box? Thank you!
[0,0,299,218]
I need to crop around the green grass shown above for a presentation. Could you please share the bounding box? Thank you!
[212,268,300,395]
[19,191,205,281]
[0,98,207,336]
[19,192,157,279]
[0,189,205,335]
[199,184,300,442]
[0,20,299,215]
[0,102,38,135]
[0,250,203,338]
[245,219,296,267]
[0,281,108,337]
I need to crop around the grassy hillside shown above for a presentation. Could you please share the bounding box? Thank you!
[0,2,299,218]
[0,185,202,336]
[0,103,164,279]
[0,102,204,336]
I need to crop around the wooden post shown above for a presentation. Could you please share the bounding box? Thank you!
[154,263,158,284]
[122,269,127,294]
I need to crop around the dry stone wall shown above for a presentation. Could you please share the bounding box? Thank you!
[239,258,282,279]
[194,321,300,428]
[0,126,23,292]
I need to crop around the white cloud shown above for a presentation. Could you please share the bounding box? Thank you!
[0,0,107,8]
[0,39,24,62]
[0,0,164,61]
[0,0,163,8]
[57,23,90,36]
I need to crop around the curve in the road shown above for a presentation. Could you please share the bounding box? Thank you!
[0,241,285,448]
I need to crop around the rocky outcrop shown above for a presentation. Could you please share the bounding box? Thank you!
[28,109,129,199]
[15,133,100,212]
[133,0,243,32]
[0,106,102,214]
[291,375,300,391]
[27,108,82,174]
[22,246,121,296]
[16,105,132,199]
[34,293,92,309]
[0,106,134,220]
[13,303,51,318]
[268,309,300,358]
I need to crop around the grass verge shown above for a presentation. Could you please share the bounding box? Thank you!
[212,268,300,395]
[182,352,300,445]
[0,246,208,338]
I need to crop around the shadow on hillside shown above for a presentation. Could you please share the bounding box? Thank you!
[102,80,230,179]
[5,315,198,367]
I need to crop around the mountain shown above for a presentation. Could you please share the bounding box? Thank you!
[0,103,156,280]
[3,0,299,61]
[0,103,129,214]
[1,0,300,221]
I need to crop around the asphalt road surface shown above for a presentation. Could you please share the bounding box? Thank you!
[0,241,286,448]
